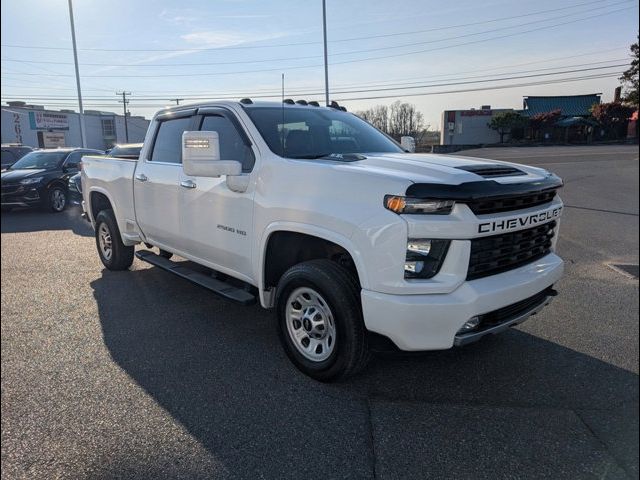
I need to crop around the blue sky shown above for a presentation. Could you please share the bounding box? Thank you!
[1,0,638,129]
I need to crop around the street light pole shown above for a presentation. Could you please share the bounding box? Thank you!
[322,0,329,106]
[67,0,86,147]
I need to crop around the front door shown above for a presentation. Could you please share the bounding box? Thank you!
[180,109,257,280]
[134,113,195,251]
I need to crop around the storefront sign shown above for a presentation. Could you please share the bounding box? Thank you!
[40,132,66,148]
[29,111,69,130]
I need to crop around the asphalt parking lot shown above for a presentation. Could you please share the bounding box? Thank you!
[1,145,638,479]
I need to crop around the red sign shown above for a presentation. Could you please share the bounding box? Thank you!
[460,110,492,116]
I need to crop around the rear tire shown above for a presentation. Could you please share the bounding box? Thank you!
[95,209,134,271]
[276,259,369,382]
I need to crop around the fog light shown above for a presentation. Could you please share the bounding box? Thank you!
[458,316,481,333]
[407,240,431,256]
[404,260,424,274]
[404,239,451,279]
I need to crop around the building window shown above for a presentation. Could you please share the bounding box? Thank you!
[101,118,116,139]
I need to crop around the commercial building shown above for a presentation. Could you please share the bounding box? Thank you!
[440,93,603,146]
[1,101,149,150]
[440,106,514,146]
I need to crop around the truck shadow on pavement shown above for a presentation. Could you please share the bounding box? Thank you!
[90,266,639,480]
[0,207,92,237]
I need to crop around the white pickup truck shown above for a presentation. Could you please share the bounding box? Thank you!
[81,99,564,381]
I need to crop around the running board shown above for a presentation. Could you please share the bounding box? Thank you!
[135,250,256,306]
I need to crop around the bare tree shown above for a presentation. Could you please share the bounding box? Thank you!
[356,102,425,138]
[355,105,389,132]
[388,101,424,139]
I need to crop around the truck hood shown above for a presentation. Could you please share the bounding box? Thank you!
[337,152,551,186]
[1,169,47,183]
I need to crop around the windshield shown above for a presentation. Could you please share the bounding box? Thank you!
[244,106,404,159]
[9,151,67,170]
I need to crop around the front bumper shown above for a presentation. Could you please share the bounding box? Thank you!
[1,185,42,207]
[68,188,83,206]
[361,252,563,351]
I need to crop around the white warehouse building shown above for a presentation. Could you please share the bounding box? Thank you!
[1,101,149,150]
[440,106,514,146]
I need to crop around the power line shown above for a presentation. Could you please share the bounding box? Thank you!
[327,0,623,43]
[0,4,625,68]
[0,0,629,53]
[0,72,621,109]
[0,6,631,79]
[0,1,632,70]
[2,67,624,108]
[335,72,621,102]
[4,46,625,98]
[1,61,627,101]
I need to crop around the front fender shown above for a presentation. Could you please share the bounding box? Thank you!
[256,221,369,308]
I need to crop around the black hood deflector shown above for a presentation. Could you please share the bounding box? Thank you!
[406,174,563,201]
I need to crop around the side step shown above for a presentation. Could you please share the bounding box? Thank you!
[135,250,256,306]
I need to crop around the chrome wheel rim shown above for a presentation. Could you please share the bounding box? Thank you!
[285,287,336,362]
[51,189,66,211]
[98,223,113,261]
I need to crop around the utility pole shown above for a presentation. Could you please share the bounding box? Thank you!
[170,98,183,105]
[322,0,330,106]
[67,0,86,147]
[117,91,131,142]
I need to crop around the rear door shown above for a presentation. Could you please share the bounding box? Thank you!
[134,111,196,251]
[179,108,257,279]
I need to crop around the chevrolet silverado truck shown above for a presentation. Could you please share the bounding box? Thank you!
[81,99,564,381]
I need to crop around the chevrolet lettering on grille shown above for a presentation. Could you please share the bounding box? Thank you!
[478,206,563,234]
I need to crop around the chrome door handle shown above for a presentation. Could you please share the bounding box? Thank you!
[135,173,148,182]
[180,180,197,189]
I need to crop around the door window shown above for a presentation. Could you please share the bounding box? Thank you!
[64,151,83,169]
[201,115,255,172]
[150,116,193,164]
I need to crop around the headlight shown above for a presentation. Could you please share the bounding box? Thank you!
[385,195,454,215]
[20,177,43,185]
[405,239,450,279]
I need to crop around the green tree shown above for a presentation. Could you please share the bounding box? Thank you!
[620,35,639,106]
[487,111,528,143]
[529,110,562,142]
[591,102,635,139]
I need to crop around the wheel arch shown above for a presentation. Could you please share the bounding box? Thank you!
[88,187,117,225]
[44,179,68,198]
[258,222,368,308]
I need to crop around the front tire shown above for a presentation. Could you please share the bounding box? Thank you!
[46,186,67,213]
[276,259,369,382]
[95,209,134,271]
